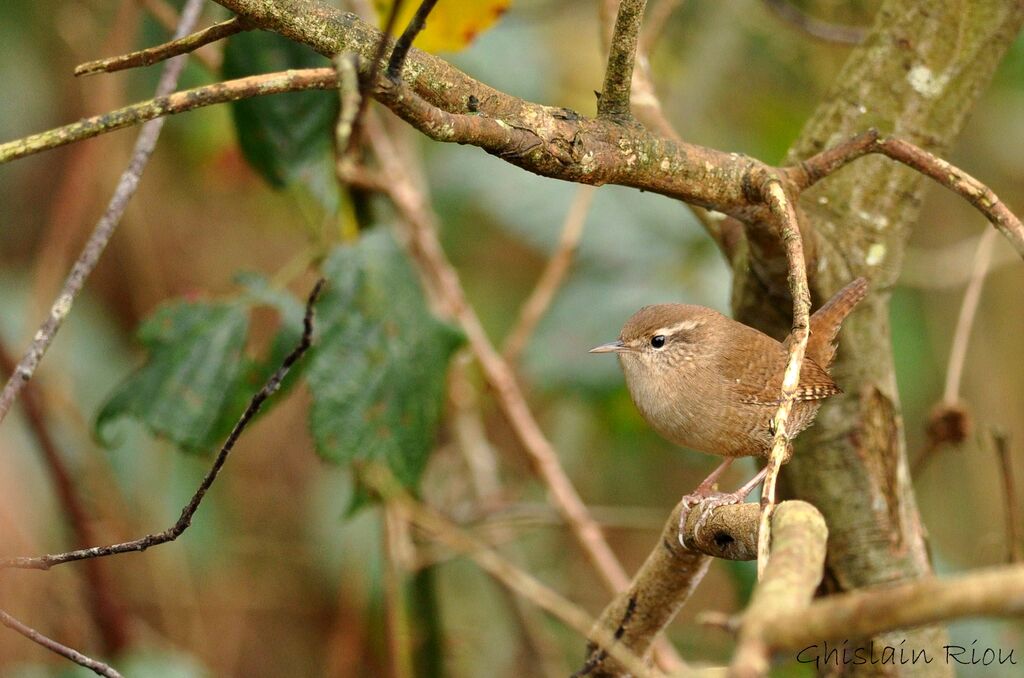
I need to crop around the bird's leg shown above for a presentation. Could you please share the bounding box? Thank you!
[677,464,768,547]
[676,458,734,544]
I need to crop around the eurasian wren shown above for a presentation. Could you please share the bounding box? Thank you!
[591,277,868,460]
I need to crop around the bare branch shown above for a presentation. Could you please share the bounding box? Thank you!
[75,17,248,76]
[0,68,339,164]
[756,180,812,579]
[0,280,324,570]
[0,0,205,427]
[762,563,1024,653]
[730,501,828,677]
[0,609,123,678]
[791,129,1024,260]
[502,186,595,364]
[599,0,648,119]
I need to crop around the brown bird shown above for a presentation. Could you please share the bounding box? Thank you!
[591,277,868,509]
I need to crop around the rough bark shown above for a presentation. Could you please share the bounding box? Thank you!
[732,1,1024,673]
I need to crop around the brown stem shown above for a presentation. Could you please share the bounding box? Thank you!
[0,341,130,653]
[791,130,1024,261]
[762,0,866,45]
[599,0,648,119]
[74,16,248,76]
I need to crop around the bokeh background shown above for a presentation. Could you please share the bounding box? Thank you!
[1,0,1022,675]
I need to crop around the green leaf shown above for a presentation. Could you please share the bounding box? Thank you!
[96,275,309,455]
[307,231,464,490]
[222,30,340,214]
[97,302,249,454]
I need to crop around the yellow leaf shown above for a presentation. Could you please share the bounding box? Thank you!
[373,0,511,53]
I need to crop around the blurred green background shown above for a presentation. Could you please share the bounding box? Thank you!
[1,0,1022,676]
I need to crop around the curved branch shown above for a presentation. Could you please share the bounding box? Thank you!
[790,129,1024,260]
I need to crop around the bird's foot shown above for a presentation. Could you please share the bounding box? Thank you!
[677,466,768,547]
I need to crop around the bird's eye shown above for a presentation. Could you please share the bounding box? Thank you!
[650,335,666,349]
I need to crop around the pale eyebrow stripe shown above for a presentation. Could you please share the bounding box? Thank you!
[654,319,702,336]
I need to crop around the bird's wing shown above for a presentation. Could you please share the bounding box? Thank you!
[715,324,840,405]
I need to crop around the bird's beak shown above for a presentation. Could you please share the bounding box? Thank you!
[589,340,628,354]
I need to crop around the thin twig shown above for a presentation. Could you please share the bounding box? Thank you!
[75,17,248,76]
[0,0,205,427]
[0,67,339,164]
[0,280,324,570]
[359,114,632,594]
[944,228,997,404]
[502,186,596,364]
[137,0,220,71]
[762,0,866,45]
[0,609,123,678]
[386,0,438,81]
[755,180,811,580]
[791,130,1024,260]
[383,504,415,678]
[599,0,648,119]
[344,0,403,155]
[0,341,129,652]
[360,465,658,678]
[991,429,1022,564]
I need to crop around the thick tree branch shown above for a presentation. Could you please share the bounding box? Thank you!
[730,501,828,677]
[581,500,818,677]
